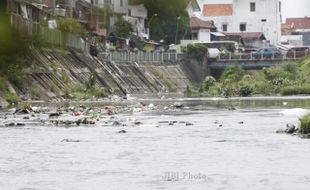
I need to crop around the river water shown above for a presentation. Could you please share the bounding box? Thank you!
[1,98,310,190]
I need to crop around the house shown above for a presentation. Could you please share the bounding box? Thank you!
[92,0,129,35]
[9,0,45,22]
[223,32,266,48]
[286,17,310,33]
[282,17,310,46]
[186,0,202,17]
[126,3,148,39]
[200,0,281,46]
[281,23,294,35]
[8,0,48,35]
[190,16,216,42]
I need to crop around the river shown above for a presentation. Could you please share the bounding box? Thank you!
[1,97,310,190]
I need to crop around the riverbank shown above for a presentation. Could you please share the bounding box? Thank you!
[188,56,310,97]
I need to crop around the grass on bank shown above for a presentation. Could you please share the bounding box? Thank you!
[186,56,310,97]
[300,113,310,134]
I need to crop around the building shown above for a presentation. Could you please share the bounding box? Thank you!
[199,0,281,46]
[190,16,216,42]
[126,4,148,39]
[186,0,201,17]
[282,17,310,46]
[223,32,266,48]
[286,17,310,33]
[8,0,48,35]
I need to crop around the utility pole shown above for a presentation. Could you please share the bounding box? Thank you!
[147,13,157,39]
[175,16,181,44]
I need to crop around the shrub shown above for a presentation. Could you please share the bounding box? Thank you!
[113,18,133,38]
[263,66,289,81]
[57,18,82,34]
[186,44,208,61]
[220,66,245,82]
[299,113,310,134]
[221,86,234,98]
[4,93,20,105]
[86,73,96,90]
[185,86,199,97]
[238,85,253,97]
[280,85,310,96]
[199,76,216,92]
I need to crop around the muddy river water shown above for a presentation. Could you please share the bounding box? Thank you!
[1,97,310,190]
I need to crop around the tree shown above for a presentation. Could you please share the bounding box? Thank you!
[114,18,133,38]
[130,0,191,43]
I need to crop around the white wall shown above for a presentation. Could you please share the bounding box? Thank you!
[198,29,211,42]
[233,0,281,45]
[113,0,128,14]
[128,4,147,18]
[201,0,281,45]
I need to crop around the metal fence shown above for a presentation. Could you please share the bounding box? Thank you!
[100,51,186,62]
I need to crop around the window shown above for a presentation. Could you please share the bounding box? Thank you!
[222,24,227,32]
[240,23,246,31]
[120,0,123,7]
[128,9,131,16]
[250,2,256,12]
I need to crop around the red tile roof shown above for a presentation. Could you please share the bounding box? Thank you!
[190,16,216,30]
[224,32,266,40]
[203,4,233,17]
[286,17,310,29]
[281,23,294,35]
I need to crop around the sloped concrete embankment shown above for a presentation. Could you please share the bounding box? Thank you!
[24,48,203,99]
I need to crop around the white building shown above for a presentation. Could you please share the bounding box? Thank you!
[194,0,281,46]
[125,4,148,39]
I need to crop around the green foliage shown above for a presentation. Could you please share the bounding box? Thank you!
[220,66,245,82]
[199,76,216,92]
[114,18,133,38]
[280,85,310,96]
[185,85,199,97]
[4,93,20,105]
[238,85,253,97]
[299,113,310,134]
[86,73,96,90]
[0,14,32,90]
[49,63,58,74]
[64,83,109,100]
[57,18,82,34]
[61,70,70,85]
[185,56,310,98]
[130,0,190,43]
[186,44,208,61]
[0,77,8,92]
[30,85,43,99]
[221,86,235,98]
